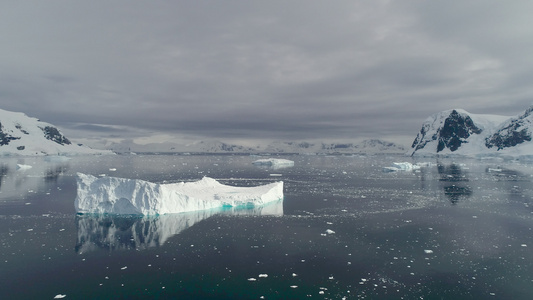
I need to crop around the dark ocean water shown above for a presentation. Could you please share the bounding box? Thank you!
[1,154,533,299]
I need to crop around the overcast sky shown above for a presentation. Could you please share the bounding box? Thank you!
[1,1,533,147]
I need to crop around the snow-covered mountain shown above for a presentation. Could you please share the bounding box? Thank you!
[107,138,406,154]
[107,140,258,154]
[485,106,533,150]
[409,106,533,157]
[0,108,111,156]
[263,139,406,154]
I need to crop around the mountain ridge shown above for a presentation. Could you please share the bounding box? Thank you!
[410,106,533,157]
[106,138,406,154]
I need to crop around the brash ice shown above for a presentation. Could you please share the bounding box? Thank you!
[75,173,283,215]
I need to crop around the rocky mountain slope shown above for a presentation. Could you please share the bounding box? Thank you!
[410,106,533,157]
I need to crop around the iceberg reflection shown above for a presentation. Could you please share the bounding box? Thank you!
[75,200,283,253]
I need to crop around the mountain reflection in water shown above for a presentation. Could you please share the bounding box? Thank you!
[75,200,283,253]
[438,163,472,205]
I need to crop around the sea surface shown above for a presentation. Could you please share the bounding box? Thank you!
[1,154,533,299]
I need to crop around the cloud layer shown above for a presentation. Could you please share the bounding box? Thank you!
[1,1,533,146]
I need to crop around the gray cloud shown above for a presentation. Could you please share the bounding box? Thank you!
[1,0,532,147]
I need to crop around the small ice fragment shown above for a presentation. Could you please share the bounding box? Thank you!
[292,273,298,277]
[424,250,433,254]
[258,274,268,278]
[248,278,257,281]
[121,266,127,270]
[17,164,32,170]
[109,168,117,171]
[326,229,335,234]
[290,285,298,289]
[54,295,66,299]
[521,244,527,247]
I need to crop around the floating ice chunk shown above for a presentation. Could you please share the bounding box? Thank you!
[424,249,434,254]
[75,173,283,215]
[16,164,32,170]
[382,162,421,172]
[258,274,268,278]
[253,158,294,169]
[325,229,336,234]
[54,295,66,299]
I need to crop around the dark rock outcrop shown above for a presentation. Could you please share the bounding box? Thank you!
[485,107,533,150]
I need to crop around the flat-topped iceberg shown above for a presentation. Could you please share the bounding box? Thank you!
[75,173,283,215]
[252,158,294,168]
[382,162,421,172]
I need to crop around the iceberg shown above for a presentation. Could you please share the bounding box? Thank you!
[382,162,421,172]
[75,173,283,215]
[16,164,32,170]
[252,158,294,169]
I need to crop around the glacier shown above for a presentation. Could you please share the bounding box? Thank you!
[75,173,283,215]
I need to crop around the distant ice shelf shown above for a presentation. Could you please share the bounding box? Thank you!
[75,173,283,215]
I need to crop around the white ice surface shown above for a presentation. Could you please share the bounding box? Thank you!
[252,158,294,167]
[16,164,32,170]
[75,173,283,215]
[383,162,421,172]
